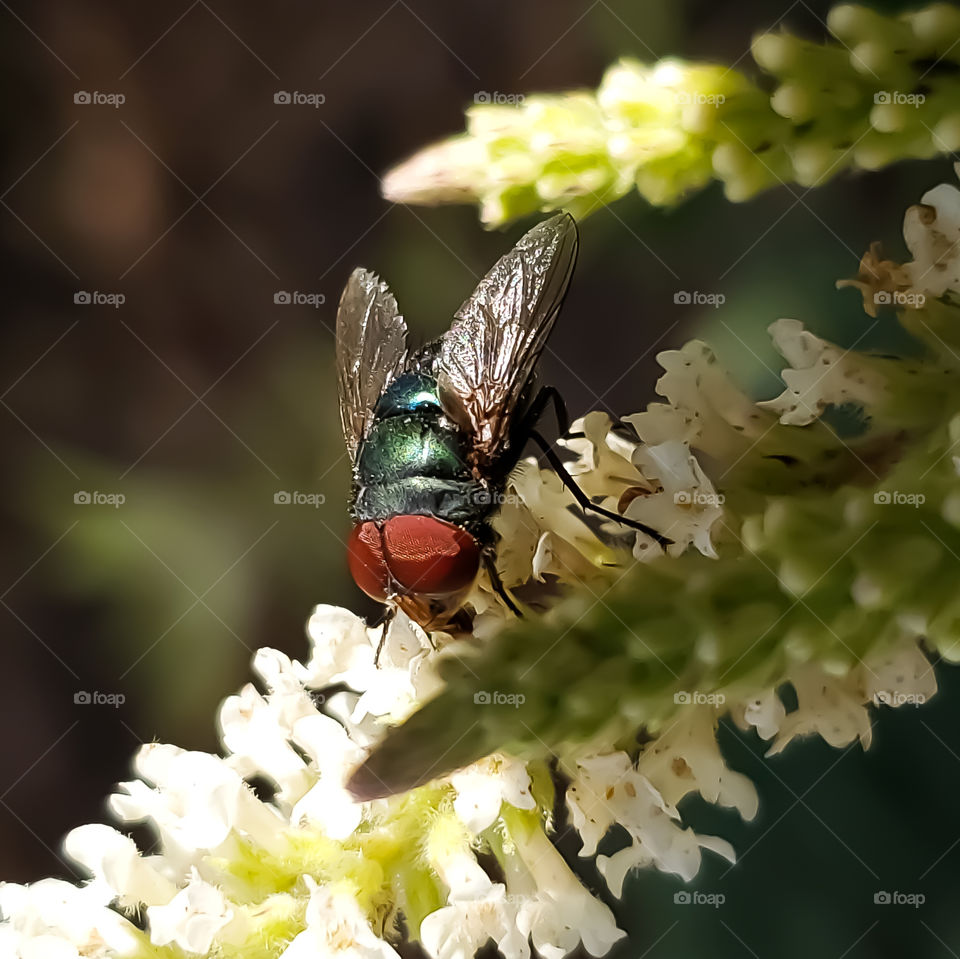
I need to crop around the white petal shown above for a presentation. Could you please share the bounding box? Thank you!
[280,878,401,959]
[63,824,175,906]
[303,605,376,686]
[146,870,233,954]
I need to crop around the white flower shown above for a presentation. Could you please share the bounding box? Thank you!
[567,750,735,892]
[146,869,234,954]
[512,826,625,959]
[302,606,443,738]
[502,456,623,581]
[0,878,139,959]
[767,663,873,754]
[302,604,377,686]
[560,413,725,560]
[64,823,175,907]
[903,166,960,297]
[420,847,529,959]
[349,614,441,726]
[289,713,365,839]
[420,885,529,959]
[757,319,889,426]
[219,682,313,807]
[450,755,536,833]
[279,878,399,959]
[628,340,773,461]
[854,639,937,708]
[733,689,787,742]
[629,439,724,558]
[110,744,285,858]
[638,708,758,819]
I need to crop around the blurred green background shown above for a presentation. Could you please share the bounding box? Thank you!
[1,0,958,956]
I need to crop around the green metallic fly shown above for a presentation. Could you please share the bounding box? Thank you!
[337,213,670,632]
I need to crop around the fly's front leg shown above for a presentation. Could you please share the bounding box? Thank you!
[374,604,397,667]
[516,386,673,547]
[518,384,570,443]
[528,429,674,548]
[482,549,523,618]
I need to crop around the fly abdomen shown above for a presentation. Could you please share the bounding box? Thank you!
[357,415,469,485]
[353,475,491,529]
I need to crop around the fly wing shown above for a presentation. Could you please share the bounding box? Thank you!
[336,268,409,460]
[437,213,578,463]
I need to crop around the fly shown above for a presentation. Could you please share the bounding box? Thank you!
[335,213,671,634]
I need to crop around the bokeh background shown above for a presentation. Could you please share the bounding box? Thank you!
[1,0,957,956]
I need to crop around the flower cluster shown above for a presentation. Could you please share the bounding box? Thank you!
[359,167,960,793]
[383,4,960,225]
[7,140,960,959]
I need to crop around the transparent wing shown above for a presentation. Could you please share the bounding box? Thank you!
[336,268,409,460]
[437,213,578,463]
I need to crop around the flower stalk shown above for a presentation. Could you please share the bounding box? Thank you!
[383,4,960,225]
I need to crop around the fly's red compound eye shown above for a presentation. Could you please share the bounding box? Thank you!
[382,515,480,597]
[347,521,390,601]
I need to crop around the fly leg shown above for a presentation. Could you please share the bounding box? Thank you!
[517,385,674,547]
[482,550,523,618]
[528,429,673,547]
[519,384,570,439]
[373,604,397,667]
